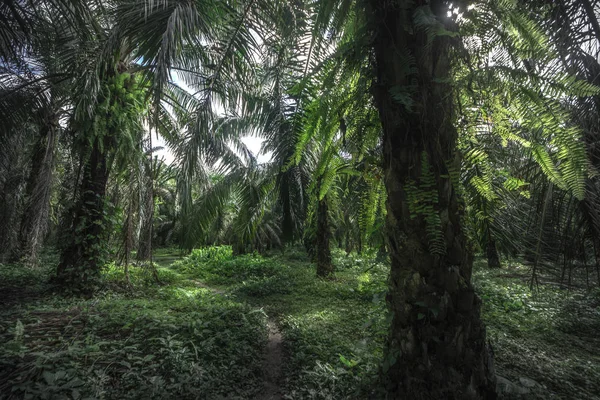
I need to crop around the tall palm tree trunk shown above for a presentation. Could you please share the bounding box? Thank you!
[13,111,58,264]
[56,133,113,288]
[368,1,496,398]
[315,196,333,277]
[578,54,600,286]
[0,137,26,262]
[136,181,153,261]
[137,135,155,261]
[486,238,501,269]
[486,226,501,269]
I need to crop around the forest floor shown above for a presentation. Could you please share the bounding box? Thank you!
[0,247,599,399]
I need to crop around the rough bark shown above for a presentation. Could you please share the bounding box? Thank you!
[315,197,333,277]
[121,184,136,286]
[136,180,153,261]
[233,240,247,256]
[368,1,496,398]
[304,235,316,261]
[280,168,295,245]
[486,229,501,269]
[137,133,156,261]
[0,136,27,262]
[345,230,353,255]
[13,112,58,265]
[56,133,113,288]
[578,53,600,286]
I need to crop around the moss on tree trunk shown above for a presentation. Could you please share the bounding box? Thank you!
[56,133,113,289]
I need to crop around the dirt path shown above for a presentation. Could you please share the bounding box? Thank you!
[256,318,284,400]
[191,279,284,399]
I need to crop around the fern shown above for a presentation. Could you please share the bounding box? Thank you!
[404,152,446,256]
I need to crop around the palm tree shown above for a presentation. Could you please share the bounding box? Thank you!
[531,0,600,284]
[364,2,497,396]
[0,130,29,262]
[0,0,90,265]
[11,0,267,287]
[12,100,60,265]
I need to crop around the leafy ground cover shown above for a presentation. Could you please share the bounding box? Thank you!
[0,250,267,400]
[473,260,600,399]
[0,248,599,399]
[170,247,390,399]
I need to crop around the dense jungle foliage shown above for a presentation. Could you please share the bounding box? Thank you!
[1,0,600,399]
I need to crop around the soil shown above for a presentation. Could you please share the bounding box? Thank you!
[256,319,283,400]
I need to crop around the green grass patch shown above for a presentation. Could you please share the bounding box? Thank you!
[1,249,599,399]
[474,259,600,399]
[175,247,389,399]
[0,256,267,400]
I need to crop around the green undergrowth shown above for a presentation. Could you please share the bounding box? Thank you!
[0,256,267,399]
[1,249,599,399]
[473,260,600,399]
[172,246,390,399]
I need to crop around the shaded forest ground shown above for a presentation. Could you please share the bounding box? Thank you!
[0,248,598,399]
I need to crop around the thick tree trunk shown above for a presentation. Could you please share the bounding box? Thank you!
[357,232,363,255]
[137,135,155,261]
[578,54,600,287]
[136,182,153,261]
[368,1,496,398]
[315,197,333,277]
[121,180,136,286]
[345,230,353,255]
[303,235,315,260]
[280,168,295,246]
[486,239,501,269]
[13,114,57,265]
[486,227,501,269]
[0,136,26,262]
[56,133,113,288]
[232,240,247,256]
